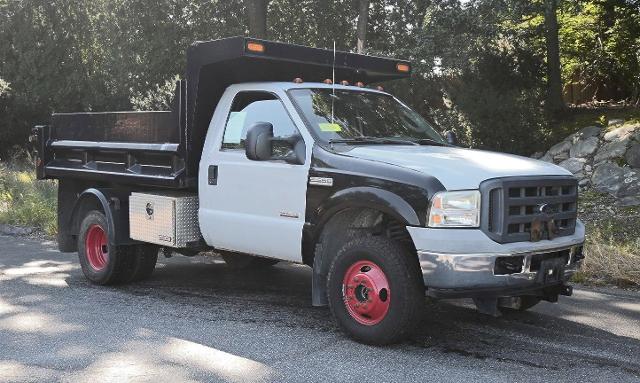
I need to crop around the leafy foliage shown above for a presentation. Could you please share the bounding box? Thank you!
[0,0,639,156]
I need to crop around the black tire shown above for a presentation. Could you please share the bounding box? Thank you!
[221,252,279,269]
[327,235,424,345]
[500,296,542,312]
[130,244,159,281]
[77,210,136,285]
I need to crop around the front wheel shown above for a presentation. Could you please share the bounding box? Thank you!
[327,235,424,345]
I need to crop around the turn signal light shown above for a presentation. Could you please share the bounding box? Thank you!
[247,42,265,53]
[396,63,410,73]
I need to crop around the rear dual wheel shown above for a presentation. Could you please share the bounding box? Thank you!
[78,211,158,285]
[327,235,425,345]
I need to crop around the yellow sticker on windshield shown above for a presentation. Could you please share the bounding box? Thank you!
[319,123,342,132]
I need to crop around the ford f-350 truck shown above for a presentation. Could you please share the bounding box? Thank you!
[32,37,585,344]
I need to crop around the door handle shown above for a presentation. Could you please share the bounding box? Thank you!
[208,165,218,185]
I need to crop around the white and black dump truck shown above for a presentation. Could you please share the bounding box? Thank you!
[32,37,585,344]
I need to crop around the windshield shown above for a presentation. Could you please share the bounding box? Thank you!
[288,88,447,145]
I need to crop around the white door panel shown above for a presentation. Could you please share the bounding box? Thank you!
[198,87,311,263]
[201,152,308,261]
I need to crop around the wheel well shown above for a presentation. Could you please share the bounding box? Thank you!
[70,195,104,236]
[309,207,416,306]
[305,207,413,265]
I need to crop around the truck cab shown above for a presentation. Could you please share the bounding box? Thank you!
[32,37,585,345]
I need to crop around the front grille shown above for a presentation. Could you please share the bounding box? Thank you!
[480,176,578,243]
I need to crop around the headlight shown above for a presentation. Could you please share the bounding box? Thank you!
[428,190,481,228]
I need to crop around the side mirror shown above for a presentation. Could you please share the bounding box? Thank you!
[445,131,458,146]
[245,122,274,161]
[245,122,306,165]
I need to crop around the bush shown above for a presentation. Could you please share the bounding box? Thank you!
[0,153,57,235]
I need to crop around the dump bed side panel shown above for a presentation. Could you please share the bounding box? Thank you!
[34,110,191,189]
[51,111,178,143]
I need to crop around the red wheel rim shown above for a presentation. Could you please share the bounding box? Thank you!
[342,260,390,326]
[85,224,109,271]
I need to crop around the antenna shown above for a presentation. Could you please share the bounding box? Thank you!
[331,40,336,124]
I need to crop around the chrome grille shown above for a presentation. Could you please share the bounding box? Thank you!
[480,176,578,244]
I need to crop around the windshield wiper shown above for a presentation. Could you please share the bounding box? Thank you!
[413,138,450,147]
[328,137,419,146]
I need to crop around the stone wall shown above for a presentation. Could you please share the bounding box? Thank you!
[532,119,640,206]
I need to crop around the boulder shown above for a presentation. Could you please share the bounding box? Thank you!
[591,162,625,194]
[553,152,570,163]
[569,136,599,158]
[616,170,640,198]
[571,126,601,143]
[548,140,571,156]
[626,143,640,168]
[559,157,586,174]
[531,151,544,159]
[608,118,624,127]
[594,139,630,163]
[603,123,638,142]
[539,153,553,163]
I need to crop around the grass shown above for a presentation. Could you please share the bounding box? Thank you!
[575,191,640,288]
[0,154,57,236]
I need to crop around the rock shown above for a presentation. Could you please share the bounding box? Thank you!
[603,123,638,142]
[594,139,630,163]
[608,118,624,127]
[626,143,640,168]
[559,157,586,174]
[0,224,34,236]
[569,136,599,158]
[578,178,590,187]
[531,151,544,159]
[539,153,553,163]
[571,126,602,143]
[618,196,640,207]
[548,140,571,156]
[553,152,570,163]
[591,162,625,194]
[585,164,592,172]
[616,170,640,198]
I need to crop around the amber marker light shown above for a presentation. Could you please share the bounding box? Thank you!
[396,63,410,73]
[246,41,265,53]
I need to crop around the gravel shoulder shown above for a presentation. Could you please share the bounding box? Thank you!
[1,234,639,383]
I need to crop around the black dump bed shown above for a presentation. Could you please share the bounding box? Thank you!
[33,36,411,189]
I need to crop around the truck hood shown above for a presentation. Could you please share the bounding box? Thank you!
[340,145,572,190]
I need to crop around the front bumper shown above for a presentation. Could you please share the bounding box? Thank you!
[407,220,585,298]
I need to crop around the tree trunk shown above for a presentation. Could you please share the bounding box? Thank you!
[544,0,565,114]
[246,0,269,39]
[356,0,370,54]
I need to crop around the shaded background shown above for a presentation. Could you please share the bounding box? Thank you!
[1,0,639,156]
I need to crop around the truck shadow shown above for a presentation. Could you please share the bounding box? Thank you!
[107,255,640,375]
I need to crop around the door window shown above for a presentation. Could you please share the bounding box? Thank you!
[222,91,300,150]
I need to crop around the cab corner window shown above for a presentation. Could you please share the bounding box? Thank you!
[221,91,300,151]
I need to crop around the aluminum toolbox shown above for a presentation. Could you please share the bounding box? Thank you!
[129,192,201,247]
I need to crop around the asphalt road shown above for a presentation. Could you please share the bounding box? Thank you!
[1,234,639,383]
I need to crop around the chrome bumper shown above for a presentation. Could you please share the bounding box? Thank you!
[407,221,586,297]
[418,245,582,295]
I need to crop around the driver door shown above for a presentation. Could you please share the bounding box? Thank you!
[199,90,310,262]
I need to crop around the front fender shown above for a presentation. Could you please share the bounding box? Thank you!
[317,186,421,227]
